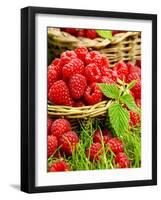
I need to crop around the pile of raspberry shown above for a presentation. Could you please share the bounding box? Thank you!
[61,28,99,39]
[61,28,126,39]
[48,46,141,109]
[48,118,131,172]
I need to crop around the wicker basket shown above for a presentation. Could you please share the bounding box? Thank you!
[48,28,141,130]
[48,100,112,130]
[48,28,141,66]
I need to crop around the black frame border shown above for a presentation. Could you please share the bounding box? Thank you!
[21,6,157,193]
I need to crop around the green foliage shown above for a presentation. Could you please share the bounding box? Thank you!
[48,118,141,170]
[109,102,130,137]
[127,80,137,90]
[97,83,120,99]
[120,93,139,113]
[98,81,140,137]
[96,30,112,39]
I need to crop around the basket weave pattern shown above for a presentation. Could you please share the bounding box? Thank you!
[48,28,141,66]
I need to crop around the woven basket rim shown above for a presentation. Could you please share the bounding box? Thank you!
[48,100,113,119]
[48,28,141,49]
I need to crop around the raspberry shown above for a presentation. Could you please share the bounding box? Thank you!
[126,72,141,99]
[60,50,77,66]
[73,100,85,107]
[107,138,124,154]
[47,69,59,89]
[58,131,79,156]
[85,63,102,83]
[77,29,86,37]
[48,135,58,157]
[94,57,110,70]
[62,58,84,80]
[85,51,100,65]
[51,58,61,66]
[100,66,112,77]
[135,60,141,68]
[129,111,140,127]
[127,62,141,77]
[69,74,87,99]
[48,80,73,106]
[111,70,118,82]
[93,129,112,143]
[131,81,141,99]
[84,83,102,105]
[51,119,71,139]
[113,61,128,80]
[51,58,63,79]
[49,160,70,172]
[99,76,115,84]
[85,29,98,39]
[126,72,140,83]
[112,30,124,36]
[86,143,103,161]
[48,118,53,135]
[64,28,78,36]
[75,46,88,62]
[135,98,141,107]
[114,152,130,168]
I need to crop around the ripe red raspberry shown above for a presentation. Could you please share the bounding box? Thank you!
[107,138,124,154]
[126,72,140,83]
[85,63,102,83]
[84,83,102,105]
[85,51,101,65]
[48,160,70,172]
[48,118,53,135]
[69,74,87,100]
[77,29,86,37]
[100,66,112,77]
[75,46,88,62]
[85,29,98,39]
[51,119,71,139]
[51,58,63,79]
[48,135,58,157]
[114,152,130,168]
[47,69,59,89]
[64,28,78,36]
[135,98,141,107]
[111,70,118,82]
[129,111,140,127]
[131,81,141,99]
[127,62,141,77]
[126,72,141,99]
[112,30,124,36]
[62,58,84,80]
[48,80,73,106]
[135,60,141,68]
[93,129,112,143]
[86,143,103,161]
[99,76,115,84]
[58,131,79,156]
[60,50,77,66]
[73,100,85,107]
[113,61,128,80]
[94,57,110,70]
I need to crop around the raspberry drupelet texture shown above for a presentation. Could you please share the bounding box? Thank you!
[51,119,71,139]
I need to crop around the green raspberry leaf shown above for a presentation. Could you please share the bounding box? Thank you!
[109,102,130,137]
[127,80,137,90]
[98,83,120,99]
[120,93,139,113]
[96,30,112,39]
